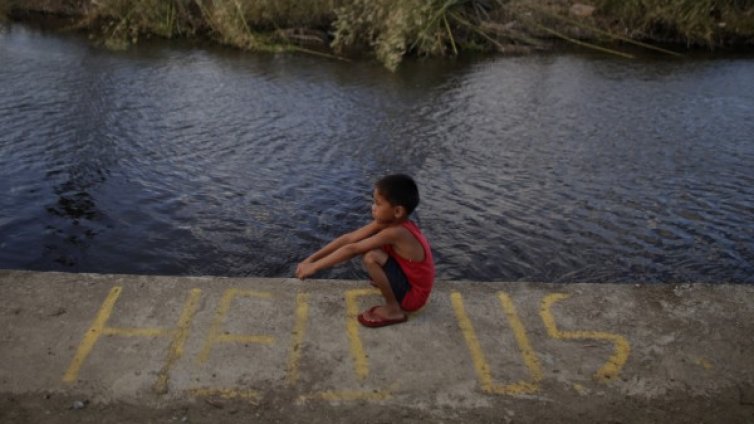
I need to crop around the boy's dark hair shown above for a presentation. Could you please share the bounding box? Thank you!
[375,174,419,215]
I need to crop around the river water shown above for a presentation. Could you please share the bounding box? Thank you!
[1,24,753,283]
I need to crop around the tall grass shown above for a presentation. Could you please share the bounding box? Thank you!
[332,0,525,69]
[82,0,197,49]
[9,0,753,67]
[223,0,335,29]
[85,0,336,51]
[594,0,754,47]
[332,0,448,70]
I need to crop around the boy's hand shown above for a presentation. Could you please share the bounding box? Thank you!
[296,262,317,280]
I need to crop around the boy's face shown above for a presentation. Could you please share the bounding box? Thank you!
[372,189,405,223]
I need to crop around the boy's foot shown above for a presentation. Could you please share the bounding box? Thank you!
[358,306,408,328]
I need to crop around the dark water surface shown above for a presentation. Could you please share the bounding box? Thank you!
[1,25,753,283]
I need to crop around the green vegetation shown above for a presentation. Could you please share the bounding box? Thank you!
[6,0,754,68]
[77,0,338,53]
[595,0,754,47]
[194,0,332,52]
[329,0,754,66]
[79,0,196,49]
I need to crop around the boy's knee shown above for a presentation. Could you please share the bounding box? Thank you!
[362,249,385,267]
[362,251,377,267]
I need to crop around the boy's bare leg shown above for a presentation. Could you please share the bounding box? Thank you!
[362,249,406,320]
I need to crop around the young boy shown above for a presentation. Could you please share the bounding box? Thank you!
[296,174,435,328]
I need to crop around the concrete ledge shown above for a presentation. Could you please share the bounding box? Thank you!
[1,270,753,423]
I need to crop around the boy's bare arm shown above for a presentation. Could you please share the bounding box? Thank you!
[296,225,398,279]
[301,220,385,264]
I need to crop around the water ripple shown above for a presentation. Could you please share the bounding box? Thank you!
[1,25,753,283]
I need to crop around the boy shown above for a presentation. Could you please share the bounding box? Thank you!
[296,174,435,328]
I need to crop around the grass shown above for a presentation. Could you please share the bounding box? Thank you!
[79,0,198,49]
[594,0,754,47]
[334,0,754,68]
[82,0,336,52]
[6,0,754,68]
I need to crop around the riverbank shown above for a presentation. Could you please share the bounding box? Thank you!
[3,0,753,69]
[1,270,753,423]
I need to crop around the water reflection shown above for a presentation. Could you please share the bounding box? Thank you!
[43,166,108,268]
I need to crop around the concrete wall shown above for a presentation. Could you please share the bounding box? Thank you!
[1,270,753,422]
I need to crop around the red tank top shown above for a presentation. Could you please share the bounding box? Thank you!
[383,220,435,312]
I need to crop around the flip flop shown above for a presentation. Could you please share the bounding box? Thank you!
[357,306,408,328]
